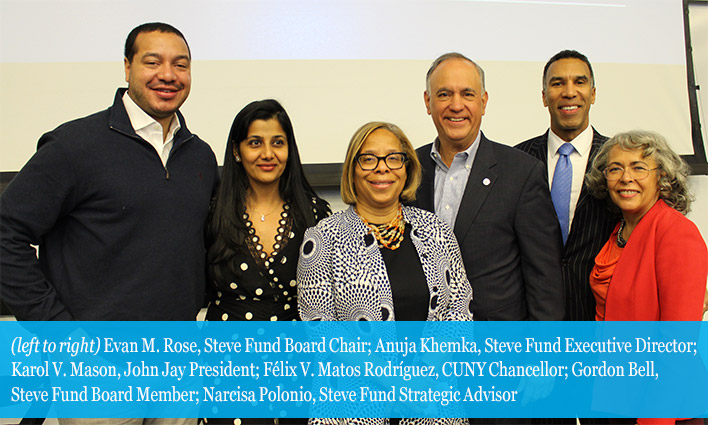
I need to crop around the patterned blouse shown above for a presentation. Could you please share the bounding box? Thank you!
[298,205,473,322]
[297,206,473,425]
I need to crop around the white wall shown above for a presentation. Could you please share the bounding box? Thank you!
[0,0,697,170]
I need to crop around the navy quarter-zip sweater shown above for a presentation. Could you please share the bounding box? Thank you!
[0,88,218,320]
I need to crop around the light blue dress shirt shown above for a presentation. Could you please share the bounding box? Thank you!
[431,132,481,228]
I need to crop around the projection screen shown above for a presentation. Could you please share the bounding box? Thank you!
[0,0,697,172]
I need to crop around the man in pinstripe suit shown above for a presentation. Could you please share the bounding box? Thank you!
[516,50,617,322]
[515,49,616,425]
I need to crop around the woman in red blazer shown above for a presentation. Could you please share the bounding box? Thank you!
[585,130,707,425]
[586,130,707,322]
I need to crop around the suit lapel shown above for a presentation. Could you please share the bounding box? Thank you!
[573,129,605,217]
[453,134,497,240]
[565,129,607,251]
[531,132,550,167]
[417,143,436,212]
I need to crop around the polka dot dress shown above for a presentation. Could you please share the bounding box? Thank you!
[204,200,326,425]
[206,204,304,323]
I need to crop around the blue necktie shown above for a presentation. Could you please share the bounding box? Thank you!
[551,143,575,245]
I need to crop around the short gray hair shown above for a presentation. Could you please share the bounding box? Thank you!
[425,52,486,94]
[586,130,693,214]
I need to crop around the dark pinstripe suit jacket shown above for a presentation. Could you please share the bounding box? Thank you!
[515,128,618,321]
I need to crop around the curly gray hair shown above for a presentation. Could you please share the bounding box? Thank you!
[586,130,693,214]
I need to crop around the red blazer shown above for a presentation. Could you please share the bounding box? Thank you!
[604,200,707,321]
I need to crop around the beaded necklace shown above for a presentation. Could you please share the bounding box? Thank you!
[358,204,405,250]
[616,218,627,248]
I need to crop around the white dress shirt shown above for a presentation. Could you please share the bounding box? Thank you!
[122,91,180,167]
[546,125,593,233]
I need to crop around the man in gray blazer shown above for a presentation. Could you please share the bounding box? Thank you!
[516,50,616,322]
[413,52,564,321]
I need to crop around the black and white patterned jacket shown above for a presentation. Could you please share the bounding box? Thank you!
[297,205,473,322]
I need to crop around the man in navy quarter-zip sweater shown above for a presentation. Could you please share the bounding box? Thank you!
[0,22,218,323]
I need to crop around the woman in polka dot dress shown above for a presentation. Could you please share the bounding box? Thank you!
[204,99,330,425]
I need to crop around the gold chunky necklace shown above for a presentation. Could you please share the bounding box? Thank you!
[358,204,405,250]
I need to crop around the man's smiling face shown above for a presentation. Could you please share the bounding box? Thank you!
[124,30,191,128]
[542,58,596,142]
[424,58,488,153]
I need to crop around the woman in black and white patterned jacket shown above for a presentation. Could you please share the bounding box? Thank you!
[297,122,473,425]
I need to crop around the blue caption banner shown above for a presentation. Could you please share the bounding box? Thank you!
[1,321,707,419]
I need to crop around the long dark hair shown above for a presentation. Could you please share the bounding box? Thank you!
[207,99,330,278]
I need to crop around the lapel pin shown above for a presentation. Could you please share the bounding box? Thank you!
[482,178,491,186]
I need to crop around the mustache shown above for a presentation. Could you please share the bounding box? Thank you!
[148,82,183,90]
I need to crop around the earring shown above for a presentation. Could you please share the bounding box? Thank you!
[235,155,241,163]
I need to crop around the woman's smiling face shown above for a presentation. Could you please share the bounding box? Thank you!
[605,145,661,222]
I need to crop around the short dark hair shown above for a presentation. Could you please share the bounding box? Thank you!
[542,50,594,89]
[124,22,191,63]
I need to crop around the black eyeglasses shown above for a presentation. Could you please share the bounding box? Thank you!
[355,152,408,170]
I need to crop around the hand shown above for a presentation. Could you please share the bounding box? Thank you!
[703,289,708,315]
